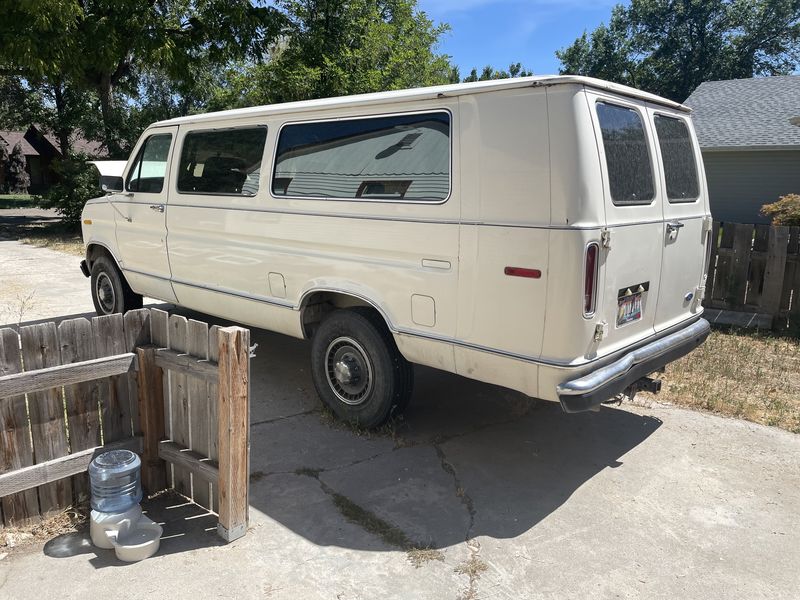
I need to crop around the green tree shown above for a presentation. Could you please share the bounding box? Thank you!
[37,155,100,226]
[0,0,284,155]
[462,62,533,82]
[6,143,30,194]
[221,0,453,107]
[556,0,800,101]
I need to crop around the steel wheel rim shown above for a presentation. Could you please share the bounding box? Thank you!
[95,272,116,314]
[325,336,373,406]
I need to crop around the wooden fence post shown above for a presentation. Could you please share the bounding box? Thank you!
[216,326,250,543]
[762,226,790,327]
[136,346,167,494]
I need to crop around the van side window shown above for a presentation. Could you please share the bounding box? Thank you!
[177,127,268,196]
[654,115,699,202]
[126,133,172,193]
[596,103,655,205]
[272,112,450,202]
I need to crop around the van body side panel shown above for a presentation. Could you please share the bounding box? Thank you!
[164,102,460,372]
[454,88,549,391]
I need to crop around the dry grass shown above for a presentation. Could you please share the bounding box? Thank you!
[642,328,800,433]
[2,505,88,551]
[19,230,84,256]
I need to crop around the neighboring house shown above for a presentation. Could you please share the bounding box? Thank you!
[684,75,800,224]
[0,125,107,194]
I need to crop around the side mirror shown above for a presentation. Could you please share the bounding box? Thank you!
[101,176,124,193]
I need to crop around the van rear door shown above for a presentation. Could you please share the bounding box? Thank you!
[648,109,709,332]
[588,93,664,353]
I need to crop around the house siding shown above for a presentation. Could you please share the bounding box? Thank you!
[701,149,800,223]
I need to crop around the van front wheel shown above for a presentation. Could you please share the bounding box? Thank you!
[90,255,143,315]
[310,308,413,428]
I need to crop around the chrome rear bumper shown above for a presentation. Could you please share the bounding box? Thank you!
[557,318,711,413]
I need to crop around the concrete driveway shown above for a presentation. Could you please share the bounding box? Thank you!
[1,239,799,600]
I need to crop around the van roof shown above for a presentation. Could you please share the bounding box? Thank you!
[154,75,689,127]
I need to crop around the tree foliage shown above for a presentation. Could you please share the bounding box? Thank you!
[556,0,800,101]
[462,63,533,82]
[6,143,30,194]
[215,0,453,107]
[37,155,101,226]
[0,0,284,155]
[761,193,800,225]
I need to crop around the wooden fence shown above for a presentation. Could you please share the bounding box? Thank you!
[704,221,800,329]
[0,308,250,543]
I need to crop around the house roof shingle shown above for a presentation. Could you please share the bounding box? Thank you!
[0,130,39,156]
[684,75,800,150]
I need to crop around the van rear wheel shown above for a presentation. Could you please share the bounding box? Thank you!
[90,255,143,315]
[310,308,413,428]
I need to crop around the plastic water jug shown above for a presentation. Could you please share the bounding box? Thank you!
[88,449,143,513]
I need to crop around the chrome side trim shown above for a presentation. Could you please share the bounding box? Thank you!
[556,318,710,396]
[170,277,295,308]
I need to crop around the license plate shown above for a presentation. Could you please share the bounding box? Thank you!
[617,292,643,326]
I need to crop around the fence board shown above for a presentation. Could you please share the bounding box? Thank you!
[217,327,250,542]
[208,325,220,513]
[0,328,40,526]
[188,319,211,509]
[92,313,130,442]
[727,224,754,306]
[706,220,720,299]
[123,309,151,435]
[59,318,102,503]
[150,309,171,488]
[169,315,192,498]
[761,227,790,316]
[19,322,72,516]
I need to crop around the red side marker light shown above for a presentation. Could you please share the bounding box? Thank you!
[504,266,541,279]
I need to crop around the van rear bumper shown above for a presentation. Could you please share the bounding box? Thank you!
[556,318,711,413]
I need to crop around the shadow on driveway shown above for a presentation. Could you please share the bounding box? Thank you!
[23,308,662,557]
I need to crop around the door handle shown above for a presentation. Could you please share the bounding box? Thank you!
[149,204,165,213]
[666,220,684,233]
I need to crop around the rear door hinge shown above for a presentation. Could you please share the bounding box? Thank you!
[600,229,611,249]
[594,320,609,342]
[702,216,714,233]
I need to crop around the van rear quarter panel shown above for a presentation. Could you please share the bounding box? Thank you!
[453,87,550,393]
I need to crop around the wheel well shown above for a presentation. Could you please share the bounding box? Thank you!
[300,292,389,339]
[86,244,116,271]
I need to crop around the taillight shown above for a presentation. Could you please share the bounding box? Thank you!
[584,243,599,316]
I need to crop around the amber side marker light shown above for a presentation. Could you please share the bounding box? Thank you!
[504,266,542,279]
[83,219,92,225]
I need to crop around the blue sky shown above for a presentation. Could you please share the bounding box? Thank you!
[417,0,627,76]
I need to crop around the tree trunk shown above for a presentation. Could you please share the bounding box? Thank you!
[97,74,122,157]
[52,81,71,156]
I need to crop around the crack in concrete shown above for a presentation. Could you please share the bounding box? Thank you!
[250,409,318,428]
[433,442,489,600]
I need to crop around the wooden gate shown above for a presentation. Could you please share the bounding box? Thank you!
[0,308,250,542]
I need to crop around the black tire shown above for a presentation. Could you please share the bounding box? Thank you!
[310,308,414,428]
[90,255,143,315]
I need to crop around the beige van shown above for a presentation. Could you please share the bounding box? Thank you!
[81,75,711,427]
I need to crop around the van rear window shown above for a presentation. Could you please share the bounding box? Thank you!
[654,115,699,202]
[596,103,655,206]
[177,127,268,196]
[272,112,450,202]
